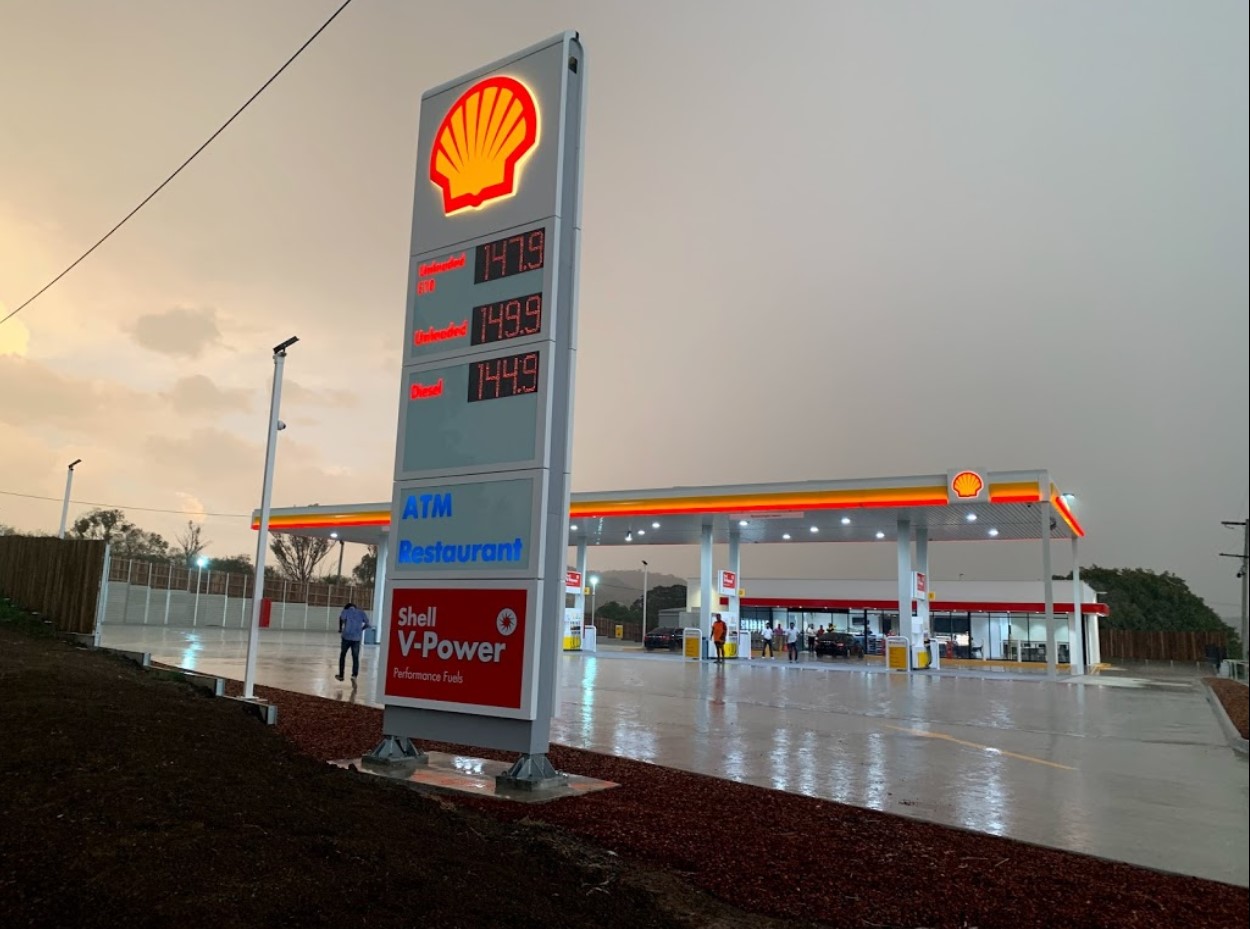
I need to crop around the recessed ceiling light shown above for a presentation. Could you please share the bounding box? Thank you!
[625,532,633,542]
[988,528,1000,537]
[965,512,977,522]
[840,516,851,525]
[809,526,819,533]
[875,531,886,539]
[637,529,646,536]
[570,524,578,531]
[738,519,749,527]
[782,533,791,540]
[651,521,660,529]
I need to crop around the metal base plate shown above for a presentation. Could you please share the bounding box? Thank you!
[332,751,614,804]
[362,735,428,768]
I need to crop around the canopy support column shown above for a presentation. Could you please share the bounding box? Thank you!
[915,526,930,639]
[370,534,388,646]
[897,518,913,654]
[1041,491,1057,678]
[699,522,713,649]
[1070,536,1085,675]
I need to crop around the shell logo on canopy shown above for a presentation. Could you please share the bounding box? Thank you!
[950,470,985,500]
[429,76,539,215]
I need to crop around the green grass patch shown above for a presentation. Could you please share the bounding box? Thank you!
[0,597,58,637]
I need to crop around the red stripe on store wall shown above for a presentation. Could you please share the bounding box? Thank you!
[739,597,1109,615]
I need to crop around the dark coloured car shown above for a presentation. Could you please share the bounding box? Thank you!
[815,632,864,659]
[643,627,685,651]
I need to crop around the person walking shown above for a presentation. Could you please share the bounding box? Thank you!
[336,601,371,683]
[760,621,775,658]
[786,622,799,662]
[711,614,728,664]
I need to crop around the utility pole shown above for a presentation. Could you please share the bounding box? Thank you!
[1220,519,1248,661]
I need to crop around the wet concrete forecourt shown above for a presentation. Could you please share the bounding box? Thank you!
[100,626,1249,888]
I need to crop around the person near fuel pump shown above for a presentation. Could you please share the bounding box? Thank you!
[760,621,775,658]
[711,614,728,664]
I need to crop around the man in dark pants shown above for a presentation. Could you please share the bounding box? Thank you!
[336,601,371,683]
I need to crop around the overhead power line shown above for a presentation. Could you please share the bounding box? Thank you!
[0,0,357,328]
[0,489,249,519]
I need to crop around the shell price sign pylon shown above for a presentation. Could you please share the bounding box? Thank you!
[378,33,587,778]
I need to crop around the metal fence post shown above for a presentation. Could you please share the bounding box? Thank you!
[92,545,112,647]
[164,562,173,625]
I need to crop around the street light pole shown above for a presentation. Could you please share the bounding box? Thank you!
[244,336,298,700]
[57,459,82,538]
[334,534,345,580]
[641,560,649,639]
[1221,520,1248,661]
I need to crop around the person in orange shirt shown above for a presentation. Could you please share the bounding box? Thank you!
[711,614,728,664]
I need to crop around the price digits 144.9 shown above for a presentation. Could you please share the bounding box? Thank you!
[467,351,540,403]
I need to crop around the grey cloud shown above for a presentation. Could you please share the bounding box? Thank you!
[283,379,359,409]
[0,355,154,432]
[126,307,222,358]
[165,375,252,414]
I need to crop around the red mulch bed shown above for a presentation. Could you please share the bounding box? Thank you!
[1206,677,1250,739]
[244,680,1250,929]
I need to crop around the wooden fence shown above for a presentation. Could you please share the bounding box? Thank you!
[0,536,107,635]
[1098,628,1228,662]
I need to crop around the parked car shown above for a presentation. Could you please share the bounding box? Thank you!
[815,632,864,659]
[643,627,684,651]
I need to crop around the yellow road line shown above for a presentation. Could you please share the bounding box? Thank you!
[884,724,1076,771]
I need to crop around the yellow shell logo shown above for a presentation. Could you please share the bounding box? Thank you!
[429,76,538,215]
[951,470,984,499]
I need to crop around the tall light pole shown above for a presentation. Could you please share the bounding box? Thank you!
[641,560,649,638]
[1221,520,1248,660]
[57,458,82,538]
[244,336,298,700]
[333,532,345,580]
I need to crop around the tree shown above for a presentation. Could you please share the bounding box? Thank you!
[208,554,253,575]
[175,520,209,567]
[71,508,170,562]
[597,601,640,623]
[1062,566,1243,659]
[269,534,331,583]
[352,546,378,586]
[0,523,15,536]
[630,584,688,626]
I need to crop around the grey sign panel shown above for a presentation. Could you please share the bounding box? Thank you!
[388,472,544,579]
[395,346,551,478]
[383,31,584,756]
[410,36,575,254]
[407,219,555,366]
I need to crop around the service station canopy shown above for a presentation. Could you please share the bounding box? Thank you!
[252,468,1084,548]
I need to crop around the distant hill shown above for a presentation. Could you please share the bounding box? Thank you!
[569,566,685,606]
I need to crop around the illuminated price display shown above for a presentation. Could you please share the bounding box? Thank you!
[468,351,540,403]
[471,293,542,345]
[474,228,545,283]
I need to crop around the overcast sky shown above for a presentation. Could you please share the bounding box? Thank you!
[1,1,1246,615]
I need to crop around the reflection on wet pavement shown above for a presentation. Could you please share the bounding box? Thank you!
[101,627,1248,887]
